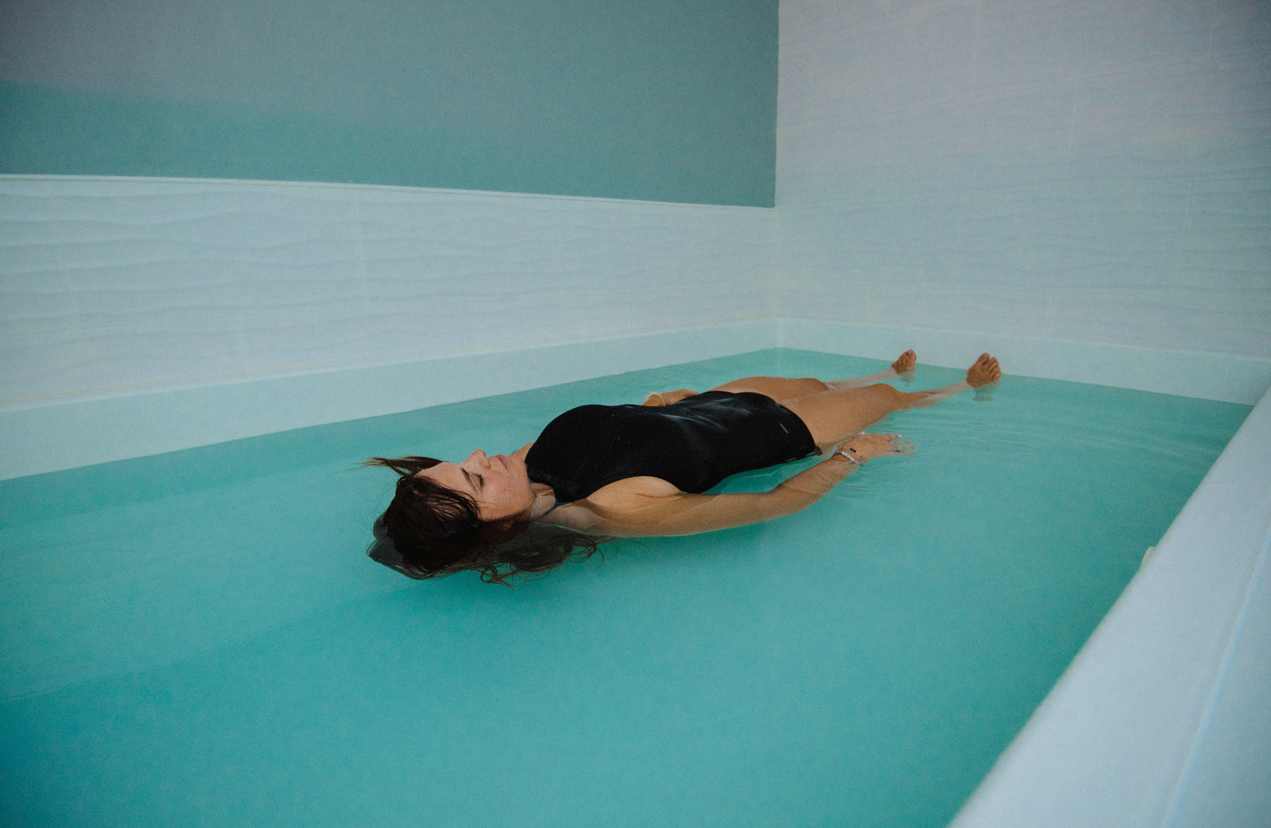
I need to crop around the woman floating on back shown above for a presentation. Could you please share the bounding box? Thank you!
[366,351,1002,584]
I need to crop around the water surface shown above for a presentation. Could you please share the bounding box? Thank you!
[0,349,1251,827]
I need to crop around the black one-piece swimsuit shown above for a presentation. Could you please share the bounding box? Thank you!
[524,391,818,504]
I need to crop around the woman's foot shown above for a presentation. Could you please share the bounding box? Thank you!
[825,349,918,391]
[885,352,1003,411]
[968,353,1002,400]
[891,349,917,383]
[966,353,1002,388]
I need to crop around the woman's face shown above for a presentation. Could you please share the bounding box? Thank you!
[415,449,537,522]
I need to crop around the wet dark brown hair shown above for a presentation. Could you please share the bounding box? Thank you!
[364,456,611,586]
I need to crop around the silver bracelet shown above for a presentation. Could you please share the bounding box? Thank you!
[833,447,861,465]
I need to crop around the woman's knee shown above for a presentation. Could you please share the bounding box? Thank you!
[868,382,906,402]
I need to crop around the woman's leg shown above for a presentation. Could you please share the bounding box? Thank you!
[826,349,916,390]
[778,354,1001,452]
[709,350,918,399]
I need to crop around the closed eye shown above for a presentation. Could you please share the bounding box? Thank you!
[462,470,484,491]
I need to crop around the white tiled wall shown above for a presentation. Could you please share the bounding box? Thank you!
[777,0,1271,367]
[0,178,772,406]
[0,177,777,477]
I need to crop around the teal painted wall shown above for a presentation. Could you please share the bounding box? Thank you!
[0,0,777,206]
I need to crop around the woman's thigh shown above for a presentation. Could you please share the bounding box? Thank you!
[779,384,909,450]
[708,376,830,399]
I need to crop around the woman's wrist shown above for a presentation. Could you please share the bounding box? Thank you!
[832,445,866,465]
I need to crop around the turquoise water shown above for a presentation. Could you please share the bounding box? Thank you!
[0,349,1250,827]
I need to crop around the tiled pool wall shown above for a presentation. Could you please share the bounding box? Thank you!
[2,176,1268,480]
[0,178,779,478]
[2,0,1270,824]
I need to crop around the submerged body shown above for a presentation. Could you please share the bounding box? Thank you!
[368,351,1002,581]
[525,391,818,504]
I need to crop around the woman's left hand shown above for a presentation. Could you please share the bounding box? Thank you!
[837,433,915,462]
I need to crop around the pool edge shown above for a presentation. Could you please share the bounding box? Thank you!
[4,324,1268,482]
[950,383,1271,828]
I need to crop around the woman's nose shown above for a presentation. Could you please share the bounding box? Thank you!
[466,449,488,465]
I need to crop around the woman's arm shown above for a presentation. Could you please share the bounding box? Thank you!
[641,389,700,407]
[556,434,912,537]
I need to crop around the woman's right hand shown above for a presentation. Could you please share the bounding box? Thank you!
[836,433,915,462]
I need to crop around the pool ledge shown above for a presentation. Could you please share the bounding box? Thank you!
[951,384,1271,827]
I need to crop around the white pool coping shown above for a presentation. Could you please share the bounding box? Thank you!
[951,383,1271,828]
[5,318,1269,482]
